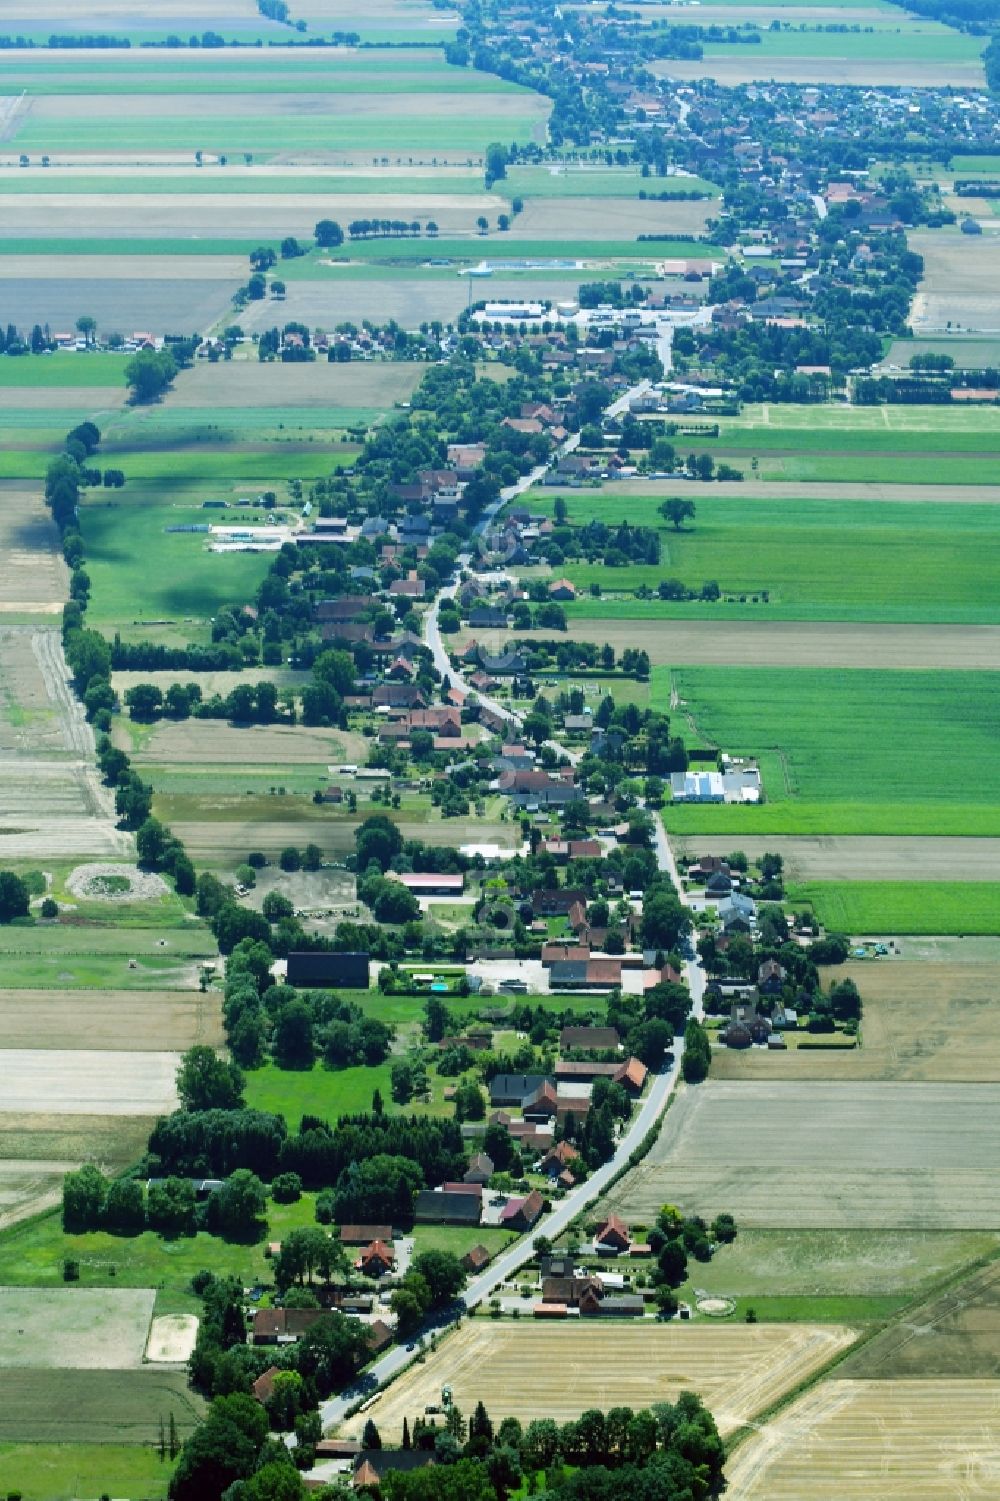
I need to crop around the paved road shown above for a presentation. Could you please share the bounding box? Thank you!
[316,381,708,1437]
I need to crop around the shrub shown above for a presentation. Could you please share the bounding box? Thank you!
[271,1171,302,1204]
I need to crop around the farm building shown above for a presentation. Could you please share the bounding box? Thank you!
[252,1308,328,1345]
[463,1244,493,1273]
[391,872,465,896]
[489,1074,550,1108]
[595,1214,632,1254]
[339,1224,394,1245]
[286,952,370,989]
[500,1189,546,1231]
[670,767,761,803]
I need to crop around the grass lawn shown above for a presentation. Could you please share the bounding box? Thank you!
[654,667,1000,823]
[243,1060,398,1124]
[0,1444,174,1501]
[0,923,217,955]
[787,881,1000,936]
[409,1225,515,1258]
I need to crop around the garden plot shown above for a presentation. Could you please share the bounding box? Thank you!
[726,1380,1000,1499]
[0,1286,154,1368]
[340,1320,856,1442]
[0,1050,179,1115]
[603,1081,1000,1228]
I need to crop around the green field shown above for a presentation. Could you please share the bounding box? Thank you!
[951,155,1000,176]
[12,113,547,157]
[243,1059,458,1123]
[654,667,1000,836]
[0,1369,204,1445]
[788,881,1000,935]
[546,495,1000,625]
[0,354,129,387]
[0,171,486,197]
[0,55,505,95]
[0,1444,174,1501]
[503,165,719,199]
[0,923,217,955]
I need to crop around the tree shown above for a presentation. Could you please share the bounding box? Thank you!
[62,1164,107,1231]
[315,218,344,248]
[0,870,30,923]
[476,215,489,235]
[75,315,97,346]
[206,1169,267,1240]
[362,1418,382,1450]
[681,1017,711,1083]
[104,1176,146,1233]
[148,1175,197,1236]
[410,1249,466,1308]
[424,994,451,1044]
[176,1045,245,1112]
[262,891,294,922]
[125,348,178,404]
[640,888,691,951]
[659,498,696,531]
[355,813,403,873]
[273,1000,315,1069]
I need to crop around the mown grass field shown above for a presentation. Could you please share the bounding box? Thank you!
[654,666,1000,849]
[504,165,719,198]
[787,881,1000,935]
[242,1059,457,1122]
[549,494,1000,625]
[0,354,129,387]
[0,1368,203,1444]
[0,1443,174,1501]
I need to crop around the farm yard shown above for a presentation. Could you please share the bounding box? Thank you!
[340,1321,857,1443]
[602,1081,1000,1228]
[725,1380,1000,1499]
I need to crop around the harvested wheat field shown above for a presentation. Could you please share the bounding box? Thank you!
[0,1050,179,1116]
[129,718,368,768]
[518,620,1000,670]
[165,358,425,409]
[340,1321,855,1442]
[910,228,1000,333]
[603,1081,1000,1228]
[0,990,223,1052]
[714,961,1000,1084]
[0,1161,75,1232]
[683,836,1000,882]
[726,1379,1000,1499]
[0,487,66,613]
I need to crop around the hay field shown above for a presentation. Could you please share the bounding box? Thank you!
[0,1368,203,1444]
[0,1286,154,1369]
[843,1259,1000,1378]
[165,359,424,410]
[0,1050,179,1115]
[0,276,240,335]
[0,1161,77,1232]
[603,1081,1000,1228]
[711,961,1000,1083]
[910,228,1000,333]
[132,718,368,768]
[340,1321,856,1442]
[0,990,223,1052]
[513,620,1000,669]
[509,195,715,239]
[681,836,1000,881]
[726,1380,1000,1499]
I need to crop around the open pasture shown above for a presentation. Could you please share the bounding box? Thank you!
[0,1446,171,1501]
[341,1320,856,1442]
[910,228,1000,333]
[711,960,1000,1082]
[726,1379,1000,1499]
[0,1285,154,1369]
[0,1049,179,1116]
[0,1368,203,1446]
[0,989,223,1052]
[603,1081,1000,1228]
[787,881,1000,936]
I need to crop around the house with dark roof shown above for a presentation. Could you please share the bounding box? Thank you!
[339,1224,394,1245]
[463,1243,493,1273]
[532,889,589,919]
[286,952,369,989]
[414,1189,482,1225]
[354,1451,435,1489]
[560,1025,620,1052]
[464,1152,494,1184]
[252,1308,328,1345]
[356,1240,395,1277]
[489,1073,550,1108]
[758,958,786,995]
